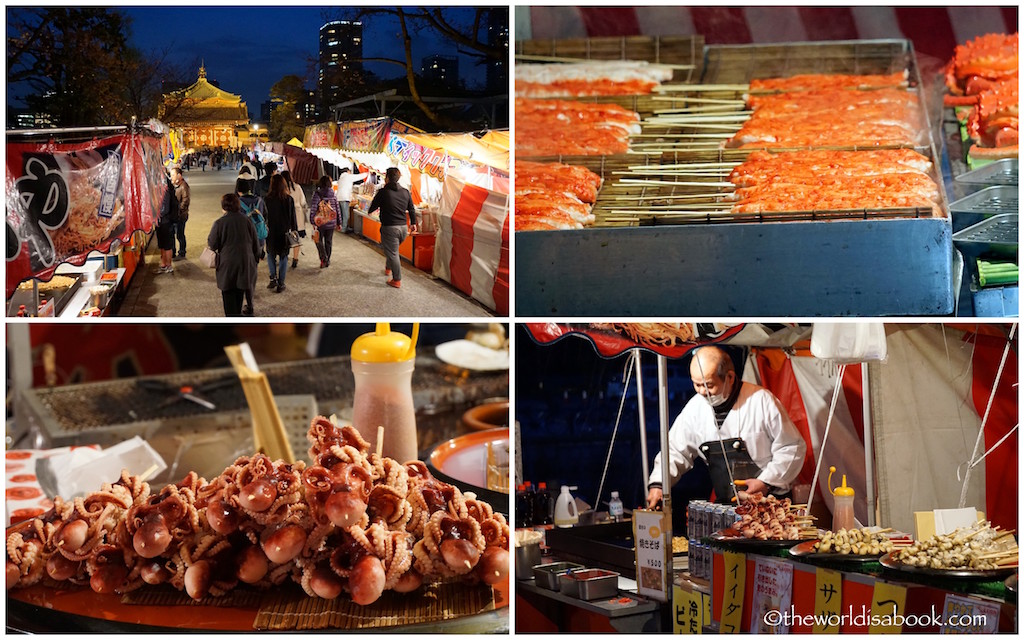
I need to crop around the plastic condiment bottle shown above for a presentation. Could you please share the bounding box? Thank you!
[609,491,624,522]
[351,323,419,463]
[828,466,856,531]
[553,485,579,528]
[536,482,554,525]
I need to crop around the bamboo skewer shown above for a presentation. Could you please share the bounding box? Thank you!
[514,53,695,70]
[655,83,751,93]
[616,178,735,188]
[646,113,751,122]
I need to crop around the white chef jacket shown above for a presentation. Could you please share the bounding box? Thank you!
[649,382,806,492]
[335,172,369,202]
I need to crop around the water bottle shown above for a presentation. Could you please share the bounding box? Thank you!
[609,491,624,523]
[351,323,419,463]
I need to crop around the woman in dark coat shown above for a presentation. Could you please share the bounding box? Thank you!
[208,193,260,316]
[263,174,297,292]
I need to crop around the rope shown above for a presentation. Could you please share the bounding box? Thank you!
[959,323,1017,508]
[806,363,848,516]
[595,353,636,509]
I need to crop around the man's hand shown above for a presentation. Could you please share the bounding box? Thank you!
[742,478,769,495]
[409,224,418,234]
[646,487,664,510]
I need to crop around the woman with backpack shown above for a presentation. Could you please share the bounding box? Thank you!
[282,170,308,269]
[309,175,340,269]
[208,193,260,316]
[156,174,179,275]
[264,174,297,293]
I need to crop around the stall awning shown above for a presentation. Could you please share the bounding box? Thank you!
[265,141,320,185]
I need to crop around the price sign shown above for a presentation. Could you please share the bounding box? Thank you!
[721,551,746,633]
[813,567,842,633]
[940,594,999,634]
[750,556,794,634]
[869,581,907,634]
[633,509,669,601]
[674,586,704,634]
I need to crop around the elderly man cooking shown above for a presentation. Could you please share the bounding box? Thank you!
[646,345,807,507]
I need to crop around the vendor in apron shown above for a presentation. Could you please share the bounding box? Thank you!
[646,345,807,506]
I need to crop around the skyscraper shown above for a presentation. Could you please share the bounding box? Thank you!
[318,20,364,112]
[421,54,460,88]
[485,10,509,93]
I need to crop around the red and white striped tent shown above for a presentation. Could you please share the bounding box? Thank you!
[519,6,1017,64]
[433,177,510,315]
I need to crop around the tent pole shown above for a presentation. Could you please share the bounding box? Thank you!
[657,355,672,539]
[636,350,650,487]
[862,362,876,527]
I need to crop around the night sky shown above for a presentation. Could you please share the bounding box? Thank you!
[11,6,500,114]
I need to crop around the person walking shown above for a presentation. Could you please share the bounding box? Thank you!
[334,166,369,233]
[367,167,417,288]
[208,193,260,317]
[282,170,308,269]
[309,175,340,269]
[155,174,179,274]
[263,174,297,293]
[236,178,267,315]
[256,161,277,198]
[170,167,190,260]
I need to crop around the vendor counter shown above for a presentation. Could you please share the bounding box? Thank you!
[516,520,1017,634]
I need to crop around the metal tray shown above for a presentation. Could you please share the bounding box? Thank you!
[788,539,883,564]
[532,562,584,591]
[710,528,807,549]
[558,568,620,601]
[879,551,1017,581]
[949,186,1019,232]
[952,214,1018,260]
[955,158,1018,187]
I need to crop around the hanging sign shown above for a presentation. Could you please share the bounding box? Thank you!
[674,586,704,634]
[6,130,166,297]
[633,509,669,602]
[750,556,794,634]
[385,134,452,181]
[339,118,392,153]
[721,550,746,633]
[812,567,843,633]
[939,594,999,634]
[869,581,907,634]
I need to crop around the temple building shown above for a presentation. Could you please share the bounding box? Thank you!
[160,65,249,149]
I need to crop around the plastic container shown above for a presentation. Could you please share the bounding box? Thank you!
[553,485,579,528]
[535,482,553,525]
[828,466,856,532]
[351,323,419,463]
[609,491,624,522]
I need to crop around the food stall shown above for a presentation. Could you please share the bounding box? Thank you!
[514,323,1017,633]
[304,120,510,315]
[514,8,1018,316]
[5,123,168,317]
[5,322,511,632]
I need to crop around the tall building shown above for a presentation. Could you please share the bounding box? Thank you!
[421,55,460,88]
[485,9,509,93]
[318,20,364,111]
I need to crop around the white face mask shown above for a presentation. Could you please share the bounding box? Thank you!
[706,390,729,407]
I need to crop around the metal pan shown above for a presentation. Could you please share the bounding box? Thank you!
[879,551,1017,580]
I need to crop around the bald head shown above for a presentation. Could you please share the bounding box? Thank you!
[690,346,736,405]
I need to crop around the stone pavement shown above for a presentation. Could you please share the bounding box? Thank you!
[118,170,492,318]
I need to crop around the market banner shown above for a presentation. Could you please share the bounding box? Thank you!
[433,176,508,314]
[6,130,166,297]
[339,118,392,153]
[523,323,745,359]
[303,122,338,150]
[386,134,452,182]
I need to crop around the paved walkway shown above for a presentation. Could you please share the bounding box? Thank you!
[118,170,492,317]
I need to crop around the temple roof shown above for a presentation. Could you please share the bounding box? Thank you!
[173,65,243,103]
[162,65,249,125]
